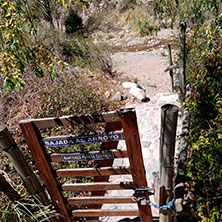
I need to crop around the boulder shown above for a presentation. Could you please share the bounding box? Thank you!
[122,82,137,89]
[129,87,150,102]
[111,91,121,101]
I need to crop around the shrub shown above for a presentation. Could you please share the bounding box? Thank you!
[153,0,222,219]
[186,28,222,221]
[61,37,113,74]
[139,18,160,36]
[119,0,137,12]
[64,10,83,34]
[37,74,112,118]
[1,196,58,222]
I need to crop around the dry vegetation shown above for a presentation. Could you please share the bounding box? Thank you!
[1,0,221,221]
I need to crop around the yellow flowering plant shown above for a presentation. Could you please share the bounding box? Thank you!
[0,0,66,92]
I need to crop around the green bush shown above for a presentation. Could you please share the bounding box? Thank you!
[186,30,222,221]
[61,36,113,74]
[64,10,83,34]
[153,1,222,219]
[139,18,160,36]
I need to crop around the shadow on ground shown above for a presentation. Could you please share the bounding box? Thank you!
[118,217,159,221]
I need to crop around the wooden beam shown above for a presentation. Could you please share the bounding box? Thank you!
[164,64,178,72]
[0,124,49,205]
[19,111,121,129]
[72,209,139,217]
[120,108,152,222]
[50,149,128,162]
[0,173,21,201]
[56,167,131,177]
[167,44,174,92]
[19,121,71,222]
[62,182,134,192]
[178,21,187,94]
[67,196,135,205]
[159,104,179,222]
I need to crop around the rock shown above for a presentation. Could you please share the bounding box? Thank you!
[122,82,137,89]
[126,39,147,47]
[111,91,121,101]
[129,87,150,102]
[146,161,160,180]
[114,42,121,47]
[143,82,157,88]
[105,91,111,98]
[121,95,128,101]
[141,141,151,149]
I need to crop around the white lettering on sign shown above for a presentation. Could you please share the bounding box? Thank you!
[61,151,115,161]
[43,132,123,147]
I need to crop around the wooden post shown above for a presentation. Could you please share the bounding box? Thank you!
[0,124,49,206]
[178,21,187,94]
[159,104,179,222]
[0,173,21,201]
[167,44,174,92]
[19,121,71,222]
[174,107,189,213]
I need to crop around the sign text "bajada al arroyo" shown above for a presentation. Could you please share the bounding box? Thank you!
[43,132,123,147]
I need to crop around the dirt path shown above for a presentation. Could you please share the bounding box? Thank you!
[95,28,180,222]
[110,28,178,95]
[94,28,178,95]
[112,50,171,94]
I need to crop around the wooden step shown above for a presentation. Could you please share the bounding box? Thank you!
[57,166,131,177]
[62,182,134,192]
[67,196,135,205]
[72,209,139,217]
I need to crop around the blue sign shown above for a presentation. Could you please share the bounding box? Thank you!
[61,151,115,161]
[43,132,123,147]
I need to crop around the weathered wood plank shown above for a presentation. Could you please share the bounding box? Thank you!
[50,149,128,162]
[178,21,187,94]
[43,132,123,147]
[62,182,134,192]
[19,122,71,222]
[0,124,49,205]
[0,173,21,201]
[72,209,139,217]
[159,104,178,222]
[120,109,152,222]
[164,64,178,72]
[56,167,131,177]
[20,111,121,129]
[67,196,135,205]
[167,44,174,92]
